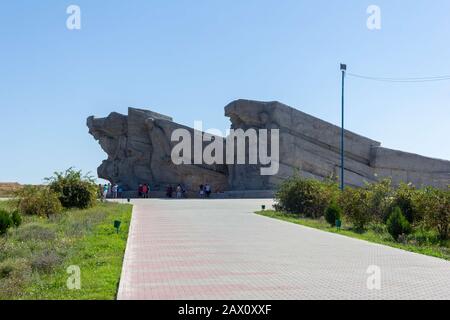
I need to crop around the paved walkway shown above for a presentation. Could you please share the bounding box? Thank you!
[117,199,450,300]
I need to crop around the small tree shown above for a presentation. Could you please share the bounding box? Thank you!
[0,210,12,235]
[415,187,449,240]
[339,187,371,231]
[16,186,63,218]
[275,175,337,218]
[47,168,98,209]
[11,210,22,228]
[391,183,418,223]
[325,203,342,227]
[386,207,411,241]
[365,178,393,222]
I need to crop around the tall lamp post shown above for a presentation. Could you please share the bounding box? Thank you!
[340,63,347,191]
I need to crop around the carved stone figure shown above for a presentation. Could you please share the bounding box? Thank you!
[87,108,228,195]
[87,100,450,195]
[225,100,450,190]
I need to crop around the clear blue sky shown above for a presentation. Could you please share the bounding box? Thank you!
[1,0,449,184]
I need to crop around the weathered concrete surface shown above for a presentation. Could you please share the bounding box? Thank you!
[225,99,450,189]
[88,100,450,192]
[117,199,450,300]
[87,108,228,194]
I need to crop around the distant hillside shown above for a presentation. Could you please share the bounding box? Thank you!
[0,183,22,197]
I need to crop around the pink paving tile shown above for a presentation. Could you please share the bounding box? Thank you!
[117,199,450,300]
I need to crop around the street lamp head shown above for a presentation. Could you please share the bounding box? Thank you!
[340,64,347,71]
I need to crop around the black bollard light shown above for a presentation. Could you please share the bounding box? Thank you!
[335,219,342,231]
[114,220,121,233]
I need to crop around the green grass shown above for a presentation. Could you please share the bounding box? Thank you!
[256,210,450,261]
[0,200,13,210]
[0,201,132,300]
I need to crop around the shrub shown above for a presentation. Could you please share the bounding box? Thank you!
[273,175,449,241]
[321,179,341,204]
[386,207,412,241]
[365,178,393,222]
[16,186,63,217]
[10,210,22,228]
[16,223,56,242]
[31,249,62,273]
[47,168,98,209]
[0,258,32,299]
[339,187,371,231]
[0,210,12,235]
[0,260,14,279]
[275,176,336,218]
[325,203,342,227]
[370,222,387,235]
[415,187,450,240]
[0,259,31,279]
[391,183,418,223]
[407,227,440,246]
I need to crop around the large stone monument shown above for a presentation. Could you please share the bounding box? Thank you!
[87,99,450,195]
[87,108,228,195]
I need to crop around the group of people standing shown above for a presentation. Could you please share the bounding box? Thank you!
[165,184,186,199]
[165,183,213,199]
[98,182,151,200]
[99,181,213,200]
[198,183,212,198]
[99,183,122,200]
[138,183,151,198]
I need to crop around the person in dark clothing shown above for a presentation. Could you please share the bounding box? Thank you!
[145,183,150,198]
[142,184,148,198]
[166,185,173,198]
[204,183,211,198]
[138,184,143,198]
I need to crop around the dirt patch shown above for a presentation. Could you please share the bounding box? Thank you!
[0,183,22,197]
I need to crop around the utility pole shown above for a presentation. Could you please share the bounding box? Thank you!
[340,63,347,191]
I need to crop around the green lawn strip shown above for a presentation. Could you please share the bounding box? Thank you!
[21,202,132,300]
[256,210,449,261]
